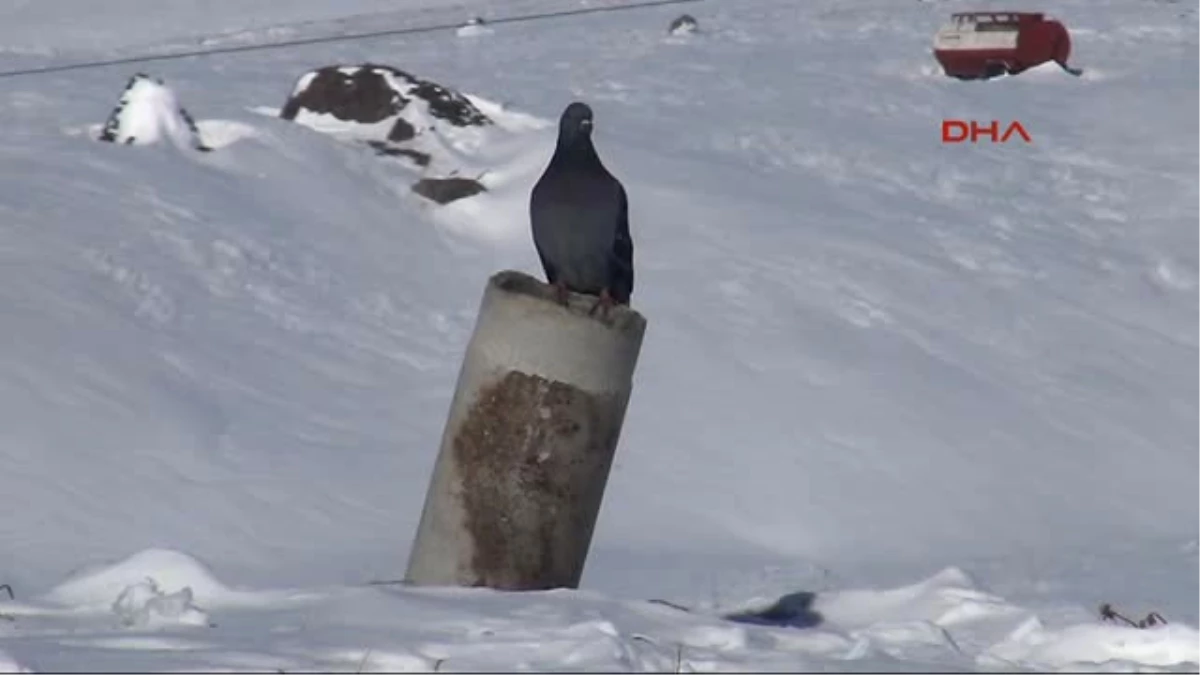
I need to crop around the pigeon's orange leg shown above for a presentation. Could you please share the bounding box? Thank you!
[554,280,570,306]
[588,288,615,318]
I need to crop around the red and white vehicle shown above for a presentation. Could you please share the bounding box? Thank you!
[933,11,1073,80]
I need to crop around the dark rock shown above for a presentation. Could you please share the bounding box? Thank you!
[366,140,431,167]
[411,80,490,127]
[279,66,400,124]
[412,177,486,204]
[280,63,491,128]
[387,117,416,142]
[668,14,699,35]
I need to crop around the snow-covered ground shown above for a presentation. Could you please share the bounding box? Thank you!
[0,0,1196,671]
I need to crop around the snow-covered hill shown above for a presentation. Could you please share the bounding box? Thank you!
[0,0,1195,671]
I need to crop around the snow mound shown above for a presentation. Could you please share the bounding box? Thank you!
[980,618,1200,671]
[192,119,259,150]
[112,579,211,629]
[98,73,210,151]
[463,95,550,134]
[817,568,1021,660]
[1006,60,1083,82]
[419,128,554,245]
[819,567,1017,627]
[43,549,230,609]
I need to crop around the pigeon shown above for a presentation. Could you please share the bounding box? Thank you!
[530,102,634,317]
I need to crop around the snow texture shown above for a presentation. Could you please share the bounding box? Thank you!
[0,0,1195,671]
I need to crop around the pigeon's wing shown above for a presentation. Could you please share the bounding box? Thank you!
[529,178,559,284]
[608,181,634,304]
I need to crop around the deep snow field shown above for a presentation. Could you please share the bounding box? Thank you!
[0,0,1196,671]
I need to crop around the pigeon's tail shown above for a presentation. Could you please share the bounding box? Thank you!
[610,272,633,306]
[609,231,634,305]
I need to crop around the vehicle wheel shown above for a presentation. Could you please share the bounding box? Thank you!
[982,61,1007,79]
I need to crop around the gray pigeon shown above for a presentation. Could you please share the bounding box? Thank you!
[530,102,634,316]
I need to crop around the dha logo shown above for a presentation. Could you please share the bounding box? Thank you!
[942,120,1032,143]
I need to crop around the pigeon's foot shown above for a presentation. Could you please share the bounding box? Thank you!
[588,289,615,320]
[554,281,570,307]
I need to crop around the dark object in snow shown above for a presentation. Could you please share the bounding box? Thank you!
[99,73,210,151]
[387,116,417,142]
[932,12,1074,80]
[1099,603,1169,629]
[366,140,431,167]
[647,598,692,613]
[529,102,634,317]
[412,176,486,204]
[0,583,11,622]
[668,14,699,36]
[456,16,494,38]
[279,64,491,130]
[725,591,824,629]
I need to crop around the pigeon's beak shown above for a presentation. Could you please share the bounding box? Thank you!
[580,119,593,132]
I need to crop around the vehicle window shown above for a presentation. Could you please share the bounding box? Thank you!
[976,18,1018,32]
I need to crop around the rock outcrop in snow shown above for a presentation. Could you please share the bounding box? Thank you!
[278,63,495,203]
[99,73,210,151]
[668,14,699,36]
[279,63,491,143]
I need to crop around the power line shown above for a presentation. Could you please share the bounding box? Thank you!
[0,0,702,80]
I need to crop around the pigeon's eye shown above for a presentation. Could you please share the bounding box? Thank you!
[580,119,593,130]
